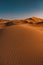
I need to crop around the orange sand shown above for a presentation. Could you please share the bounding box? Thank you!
[0,23,43,65]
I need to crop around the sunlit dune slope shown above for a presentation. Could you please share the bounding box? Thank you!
[0,24,43,65]
[25,16,43,24]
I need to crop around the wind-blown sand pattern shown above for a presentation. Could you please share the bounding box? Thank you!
[0,17,43,65]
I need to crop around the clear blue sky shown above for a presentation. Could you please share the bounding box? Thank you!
[0,0,43,19]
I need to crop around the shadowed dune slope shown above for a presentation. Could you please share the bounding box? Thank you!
[0,24,43,65]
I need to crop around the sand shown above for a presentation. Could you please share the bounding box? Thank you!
[0,23,43,65]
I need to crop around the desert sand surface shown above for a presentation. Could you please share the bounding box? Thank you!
[0,18,43,65]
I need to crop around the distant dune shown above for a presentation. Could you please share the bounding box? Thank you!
[0,16,43,26]
[0,17,43,65]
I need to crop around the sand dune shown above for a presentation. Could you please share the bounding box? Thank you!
[26,16,43,22]
[0,23,43,65]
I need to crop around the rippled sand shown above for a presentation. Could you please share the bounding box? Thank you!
[0,23,43,65]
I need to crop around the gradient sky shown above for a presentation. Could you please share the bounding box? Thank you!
[0,0,43,19]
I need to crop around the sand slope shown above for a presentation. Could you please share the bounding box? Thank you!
[0,24,43,65]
